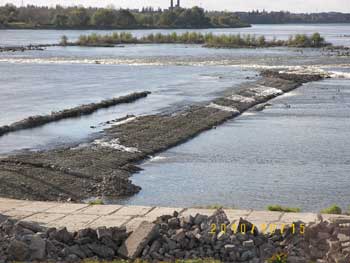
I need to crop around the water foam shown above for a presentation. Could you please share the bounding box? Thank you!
[207,103,240,113]
[329,71,350,79]
[0,57,349,79]
[93,138,140,153]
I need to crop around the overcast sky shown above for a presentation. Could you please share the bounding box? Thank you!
[1,0,350,13]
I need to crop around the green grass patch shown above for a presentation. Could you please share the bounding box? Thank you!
[88,199,104,205]
[320,205,342,214]
[267,205,301,213]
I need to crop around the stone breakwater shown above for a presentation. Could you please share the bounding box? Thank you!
[0,71,324,202]
[0,91,151,138]
[0,44,54,53]
[0,209,349,262]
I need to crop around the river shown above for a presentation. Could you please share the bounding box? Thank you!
[0,24,350,211]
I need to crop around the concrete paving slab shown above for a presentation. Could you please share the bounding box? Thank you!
[23,213,66,224]
[13,201,60,213]
[0,198,348,233]
[0,198,29,204]
[180,208,215,217]
[118,221,158,259]
[280,212,318,224]
[143,207,184,221]
[113,206,153,217]
[76,205,122,215]
[322,214,350,224]
[224,209,252,222]
[45,203,89,214]
[0,199,29,211]
[47,214,100,231]
[125,217,153,232]
[2,209,35,220]
[88,215,132,228]
[247,211,283,223]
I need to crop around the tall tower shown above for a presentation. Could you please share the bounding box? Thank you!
[170,0,174,9]
[176,0,180,7]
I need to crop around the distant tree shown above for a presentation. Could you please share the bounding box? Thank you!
[68,8,90,27]
[159,10,177,26]
[257,35,266,46]
[0,4,19,23]
[52,14,68,27]
[114,9,137,27]
[311,32,324,46]
[0,4,256,29]
[216,13,241,27]
[60,35,68,45]
[0,14,7,25]
[92,8,116,27]
[175,7,210,28]
[293,34,310,46]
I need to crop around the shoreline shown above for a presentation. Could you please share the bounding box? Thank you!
[1,199,349,262]
[1,22,350,31]
[0,25,251,31]
[0,70,326,203]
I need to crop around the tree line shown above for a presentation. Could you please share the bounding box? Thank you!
[1,4,349,30]
[235,10,350,24]
[0,4,249,29]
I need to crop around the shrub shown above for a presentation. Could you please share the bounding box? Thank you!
[320,205,342,214]
[60,35,68,46]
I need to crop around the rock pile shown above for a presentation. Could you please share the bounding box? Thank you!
[136,209,350,263]
[1,209,350,262]
[0,216,128,262]
[137,210,295,262]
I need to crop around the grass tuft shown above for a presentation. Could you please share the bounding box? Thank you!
[267,205,301,213]
[88,199,104,205]
[267,253,288,263]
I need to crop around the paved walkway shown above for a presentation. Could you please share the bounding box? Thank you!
[1,198,350,232]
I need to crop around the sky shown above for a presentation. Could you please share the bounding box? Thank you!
[1,0,350,13]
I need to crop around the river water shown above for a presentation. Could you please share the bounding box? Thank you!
[0,24,350,211]
[1,24,350,46]
[122,78,350,212]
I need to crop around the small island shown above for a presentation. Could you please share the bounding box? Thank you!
[62,32,329,49]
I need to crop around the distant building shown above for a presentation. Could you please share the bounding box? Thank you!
[170,0,180,9]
